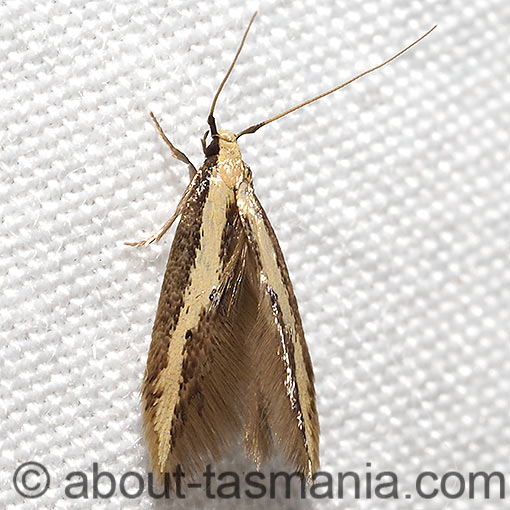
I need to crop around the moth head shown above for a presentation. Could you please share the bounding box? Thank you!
[217,130,242,161]
[203,129,242,161]
[214,130,245,189]
[217,130,237,143]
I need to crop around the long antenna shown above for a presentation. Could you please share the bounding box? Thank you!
[236,25,437,139]
[207,11,258,136]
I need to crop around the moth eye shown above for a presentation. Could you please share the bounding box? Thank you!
[185,329,192,340]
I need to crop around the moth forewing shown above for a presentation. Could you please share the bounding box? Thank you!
[142,149,252,477]
[237,180,320,478]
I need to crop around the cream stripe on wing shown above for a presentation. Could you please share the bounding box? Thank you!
[236,180,318,475]
[154,174,235,470]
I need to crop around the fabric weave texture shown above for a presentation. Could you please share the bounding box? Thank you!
[1,0,508,508]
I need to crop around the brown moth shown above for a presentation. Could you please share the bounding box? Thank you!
[126,13,436,482]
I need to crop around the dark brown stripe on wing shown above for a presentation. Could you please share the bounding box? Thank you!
[219,200,242,269]
[143,164,213,406]
[241,199,308,432]
[259,199,316,394]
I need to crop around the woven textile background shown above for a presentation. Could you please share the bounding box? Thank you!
[1,0,508,508]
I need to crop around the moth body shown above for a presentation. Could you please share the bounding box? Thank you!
[216,129,246,188]
[137,123,319,481]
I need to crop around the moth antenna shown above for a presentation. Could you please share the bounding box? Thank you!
[236,25,437,139]
[208,11,258,137]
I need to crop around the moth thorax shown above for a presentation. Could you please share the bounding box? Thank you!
[217,130,244,189]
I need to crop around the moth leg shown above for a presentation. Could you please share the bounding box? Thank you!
[124,216,177,248]
[149,112,197,179]
[125,169,201,248]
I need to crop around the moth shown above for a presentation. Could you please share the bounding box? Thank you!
[126,13,436,482]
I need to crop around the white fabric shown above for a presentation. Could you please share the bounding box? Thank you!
[1,0,508,508]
